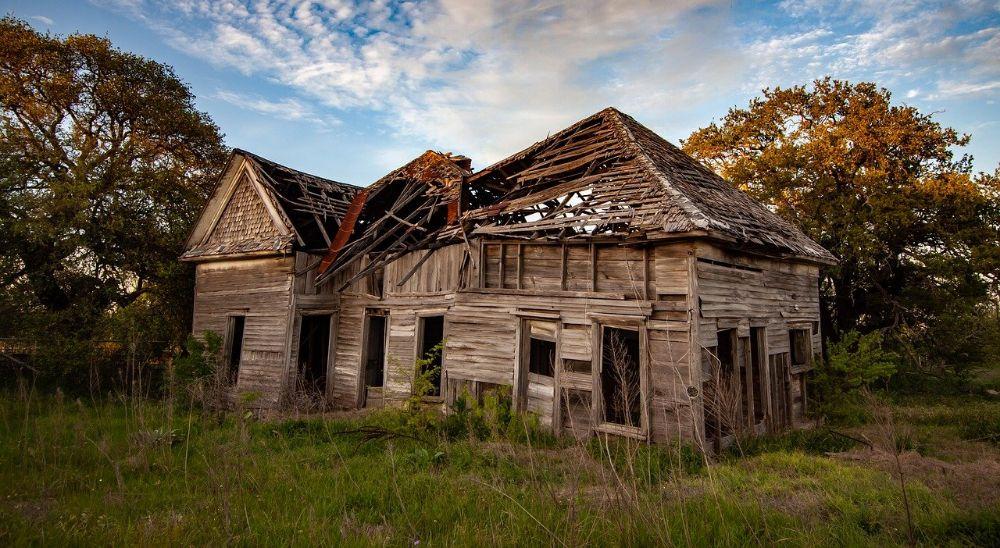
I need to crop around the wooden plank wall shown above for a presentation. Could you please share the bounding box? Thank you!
[192,257,295,406]
[482,242,650,297]
[328,240,710,444]
[205,237,823,444]
[693,242,821,425]
[324,245,466,408]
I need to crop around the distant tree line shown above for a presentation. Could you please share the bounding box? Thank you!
[1,18,997,392]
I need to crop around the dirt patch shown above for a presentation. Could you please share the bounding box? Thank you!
[832,449,1000,511]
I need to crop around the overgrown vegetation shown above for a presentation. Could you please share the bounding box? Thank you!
[2,385,998,546]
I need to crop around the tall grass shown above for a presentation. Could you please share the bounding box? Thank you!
[2,382,994,546]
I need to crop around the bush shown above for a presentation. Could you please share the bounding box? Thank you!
[7,336,169,398]
[813,330,898,421]
[441,386,555,446]
[172,332,222,385]
[958,413,1000,446]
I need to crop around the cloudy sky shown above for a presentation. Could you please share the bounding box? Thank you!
[5,0,999,185]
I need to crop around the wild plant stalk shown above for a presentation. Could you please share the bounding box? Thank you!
[862,388,916,545]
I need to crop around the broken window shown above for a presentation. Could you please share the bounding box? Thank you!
[298,314,331,395]
[562,359,591,374]
[366,265,384,298]
[224,315,245,385]
[529,338,556,377]
[600,326,641,428]
[417,315,445,397]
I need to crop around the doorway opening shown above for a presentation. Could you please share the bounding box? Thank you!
[297,314,331,395]
[600,326,641,428]
[362,310,388,406]
[705,328,738,441]
[750,327,766,424]
[416,315,445,397]
[224,315,246,385]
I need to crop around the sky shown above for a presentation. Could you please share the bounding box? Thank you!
[3,0,999,186]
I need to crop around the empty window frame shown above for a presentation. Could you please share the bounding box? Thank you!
[297,314,332,395]
[417,315,445,397]
[789,328,811,368]
[600,326,642,428]
[562,359,592,374]
[529,338,556,377]
[224,315,246,385]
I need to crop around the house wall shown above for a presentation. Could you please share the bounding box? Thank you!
[191,237,823,447]
[192,256,296,405]
[328,239,703,444]
[692,242,822,430]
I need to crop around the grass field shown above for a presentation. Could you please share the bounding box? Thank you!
[1,387,998,546]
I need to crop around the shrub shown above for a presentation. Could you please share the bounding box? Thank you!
[813,330,898,422]
[958,412,1000,446]
[172,332,222,385]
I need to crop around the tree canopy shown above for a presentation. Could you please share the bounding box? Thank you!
[0,17,228,340]
[684,78,1000,382]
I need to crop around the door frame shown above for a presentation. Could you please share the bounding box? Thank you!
[513,315,562,430]
[358,308,389,407]
[414,310,449,401]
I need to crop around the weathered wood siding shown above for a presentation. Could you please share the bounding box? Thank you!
[693,242,821,425]
[192,257,294,405]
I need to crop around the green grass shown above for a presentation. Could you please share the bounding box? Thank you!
[1,391,997,546]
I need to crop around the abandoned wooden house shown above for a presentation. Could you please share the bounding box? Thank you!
[182,107,836,447]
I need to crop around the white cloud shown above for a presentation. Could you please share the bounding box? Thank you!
[30,15,54,26]
[214,90,340,128]
[94,0,1000,168]
[743,1,1000,101]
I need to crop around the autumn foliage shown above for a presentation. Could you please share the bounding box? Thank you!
[684,78,1000,386]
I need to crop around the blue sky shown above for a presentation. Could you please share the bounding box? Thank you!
[4,0,999,185]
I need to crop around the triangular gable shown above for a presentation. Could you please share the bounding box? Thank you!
[182,153,297,260]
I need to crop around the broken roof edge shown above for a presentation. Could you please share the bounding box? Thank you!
[463,106,836,265]
[313,150,473,282]
[234,148,361,192]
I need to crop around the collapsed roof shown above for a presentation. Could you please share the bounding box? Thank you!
[182,149,359,260]
[315,150,473,287]
[459,107,836,264]
[185,108,834,270]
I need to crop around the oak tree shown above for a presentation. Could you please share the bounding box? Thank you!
[684,78,1000,381]
[0,17,228,339]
